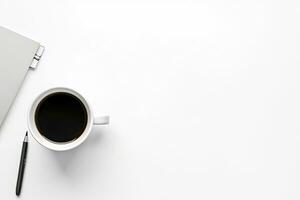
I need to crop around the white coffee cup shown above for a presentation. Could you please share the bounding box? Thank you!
[28,87,109,151]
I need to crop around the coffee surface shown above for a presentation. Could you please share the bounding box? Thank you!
[35,92,88,143]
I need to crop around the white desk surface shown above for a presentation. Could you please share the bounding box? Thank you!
[1,1,300,199]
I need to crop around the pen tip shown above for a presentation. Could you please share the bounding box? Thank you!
[24,131,28,142]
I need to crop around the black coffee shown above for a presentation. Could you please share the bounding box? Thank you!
[35,92,88,143]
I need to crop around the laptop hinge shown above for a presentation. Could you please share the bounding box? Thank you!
[30,45,44,69]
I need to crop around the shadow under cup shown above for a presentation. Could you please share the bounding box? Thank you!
[34,92,88,144]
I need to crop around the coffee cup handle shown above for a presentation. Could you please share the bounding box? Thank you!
[94,116,110,125]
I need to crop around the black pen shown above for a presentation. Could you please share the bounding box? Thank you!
[16,132,28,196]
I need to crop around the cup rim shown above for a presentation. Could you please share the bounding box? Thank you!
[28,87,94,151]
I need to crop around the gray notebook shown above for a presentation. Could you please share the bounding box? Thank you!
[0,26,44,127]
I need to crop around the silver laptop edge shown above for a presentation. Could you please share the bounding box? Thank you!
[0,26,44,127]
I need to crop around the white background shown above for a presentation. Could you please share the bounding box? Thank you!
[0,0,300,199]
